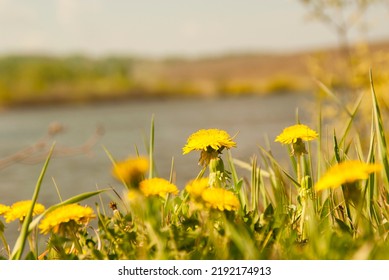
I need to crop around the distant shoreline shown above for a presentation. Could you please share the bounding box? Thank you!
[1,39,388,109]
[0,90,307,112]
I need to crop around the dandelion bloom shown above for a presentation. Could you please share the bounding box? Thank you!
[0,204,10,215]
[127,189,140,202]
[183,129,236,166]
[185,178,209,198]
[112,156,149,186]
[127,189,144,207]
[4,200,45,223]
[139,178,179,197]
[201,188,240,211]
[183,129,236,154]
[275,124,318,144]
[39,204,96,235]
[315,160,382,191]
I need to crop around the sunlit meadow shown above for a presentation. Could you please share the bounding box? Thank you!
[1,72,389,260]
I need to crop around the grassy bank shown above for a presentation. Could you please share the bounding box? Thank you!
[1,72,389,259]
[1,40,388,108]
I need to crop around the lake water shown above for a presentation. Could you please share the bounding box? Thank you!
[0,93,313,244]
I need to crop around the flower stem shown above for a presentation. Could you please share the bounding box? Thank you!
[175,165,207,216]
[296,153,307,241]
[300,198,307,241]
[0,231,10,258]
[296,154,302,185]
[71,230,83,255]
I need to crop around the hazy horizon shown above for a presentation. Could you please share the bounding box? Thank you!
[1,0,388,59]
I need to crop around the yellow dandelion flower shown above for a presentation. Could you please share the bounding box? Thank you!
[183,129,236,166]
[183,129,236,155]
[275,124,318,144]
[201,188,240,211]
[139,178,179,198]
[4,200,45,223]
[112,156,149,186]
[39,204,96,235]
[185,178,209,198]
[127,189,140,202]
[315,160,382,191]
[0,204,10,215]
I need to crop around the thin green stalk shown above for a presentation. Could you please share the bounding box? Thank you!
[169,157,175,183]
[149,114,155,179]
[27,227,38,259]
[258,145,300,187]
[317,94,323,181]
[296,154,302,185]
[174,165,207,216]
[0,230,10,258]
[227,151,248,209]
[370,70,389,192]
[251,155,258,211]
[314,78,353,117]
[11,143,55,260]
[103,145,129,189]
[52,177,63,202]
[97,185,107,217]
[70,230,83,255]
[300,198,307,241]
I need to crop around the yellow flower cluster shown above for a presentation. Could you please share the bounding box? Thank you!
[139,178,179,198]
[183,128,237,166]
[275,124,318,144]
[183,129,236,154]
[0,204,10,215]
[112,156,149,186]
[315,160,382,191]
[202,188,240,211]
[2,200,45,223]
[185,178,209,198]
[185,178,240,211]
[39,204,96,234]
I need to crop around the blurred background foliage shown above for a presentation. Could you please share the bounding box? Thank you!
[0,0,388,110]
[0,40,388,108]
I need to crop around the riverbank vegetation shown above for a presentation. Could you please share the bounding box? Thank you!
[1,71,389,259]
[1,40,388,108]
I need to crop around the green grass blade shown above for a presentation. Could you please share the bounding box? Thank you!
[226,150,239,186]
[227,151,247,208]
[102,145,129,189]
[251,155,258,211]
[338,94,363,148]
[364,118,377,216]
[314,79,353,117]
[317,99,323,180]
[258,145,299,187]
[333,131,341,163]
[169,156,175,183]
[370,70,389,191]
[11,143,55,260]
[232,158,270,178]
[149,114,155,178]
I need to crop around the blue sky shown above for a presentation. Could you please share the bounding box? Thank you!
[0,0,388,57]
